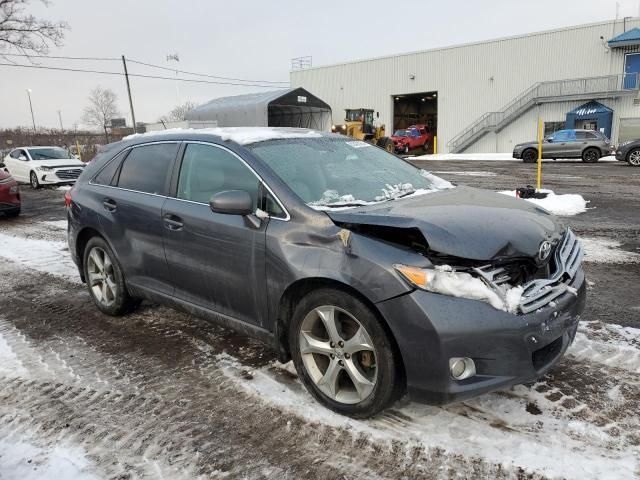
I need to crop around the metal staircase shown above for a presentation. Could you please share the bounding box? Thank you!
[448,74,639,153]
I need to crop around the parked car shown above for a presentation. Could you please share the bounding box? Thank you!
[0,163,20,217]
[512,129,614,163]
[615,138,640,166]
[3,146,85,189]
[67,128,586,418]
[391,124,432,153]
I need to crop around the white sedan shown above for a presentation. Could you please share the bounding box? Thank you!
[3,146,86,189]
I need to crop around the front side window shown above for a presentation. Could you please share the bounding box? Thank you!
[248,137,442,207]
[177,143,259,207]
[27,147,69,160]
[116,143,178,195]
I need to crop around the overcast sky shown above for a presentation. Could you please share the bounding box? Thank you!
[0,0,635,130]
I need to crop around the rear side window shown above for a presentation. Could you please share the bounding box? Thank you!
[177,143,259,206]
[93,151,126,186]
[116,143,178,195]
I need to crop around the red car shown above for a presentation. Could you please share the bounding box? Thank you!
[391,124,433,154]
[0,164,20,217]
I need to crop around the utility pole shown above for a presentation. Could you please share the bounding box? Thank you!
[121,55,137,133]
[57,110,64,131]
[26,89,36,132]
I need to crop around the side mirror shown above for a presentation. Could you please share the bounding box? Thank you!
[545,138,552,143]
[209,190,253,216]
[18,155,27,161]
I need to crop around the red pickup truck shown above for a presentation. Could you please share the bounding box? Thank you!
[391,124,433,154]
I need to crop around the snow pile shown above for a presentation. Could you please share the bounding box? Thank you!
[0,323,28,378]
[124,127,322,145]
[0,233,80,281]
[580,237,640,263]
[569,321,640,373]
[413,153,515,161]
[499,189,588,216]
[423,266,522,313]
[375,183,416,201]
[0,432,98,480]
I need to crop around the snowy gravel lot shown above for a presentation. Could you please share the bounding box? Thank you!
[0,159,639,479]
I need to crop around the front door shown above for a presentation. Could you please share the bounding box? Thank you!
[162,142,267,327]
[624,53,640,89]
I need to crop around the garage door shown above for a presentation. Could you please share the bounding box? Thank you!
[618,118,640,143]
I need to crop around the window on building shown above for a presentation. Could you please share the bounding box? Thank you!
[116,143,178,195]
[544,122,565,136]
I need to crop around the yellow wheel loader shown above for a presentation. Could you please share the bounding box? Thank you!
[331,108,394,153]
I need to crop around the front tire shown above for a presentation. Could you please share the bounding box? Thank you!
[522,148,537,163]
[582,147,600,163]
[30,171,40,189]
[627,148,640,166]
[376,137,394,154]
[83,236,139,316]
[289,288,400,418]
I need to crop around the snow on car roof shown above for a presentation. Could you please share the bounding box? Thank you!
[123,127,323,145]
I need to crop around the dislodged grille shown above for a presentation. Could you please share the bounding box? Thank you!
[474,229,583,314]
[56,168,83,180]
[519,229,583,313]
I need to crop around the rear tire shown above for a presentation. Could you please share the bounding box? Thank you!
[30,171,40,189]
[403,145,409,154]
[627,148,640,166]
[423,141,431,152]
[83,236,139,316]
[522,149,537,163]
[289,288,400,418]
[582,147,600,163]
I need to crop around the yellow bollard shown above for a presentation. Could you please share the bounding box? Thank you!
[536,118,543,190]
[76,139,82,162]
[433,135,437,155]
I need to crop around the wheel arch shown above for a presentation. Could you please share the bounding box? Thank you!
[75,226,110,282]
[274,277,407,392]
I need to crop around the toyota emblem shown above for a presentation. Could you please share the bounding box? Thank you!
[538,241,552,262]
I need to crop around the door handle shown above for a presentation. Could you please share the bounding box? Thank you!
[163,214,184,231]
[103,198,117,212]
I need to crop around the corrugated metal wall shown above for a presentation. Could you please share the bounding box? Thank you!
[291,19,640,152]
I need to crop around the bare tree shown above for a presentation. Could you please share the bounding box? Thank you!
[82,87,120,143]
[0,0,69,58]
[159,101,196,123]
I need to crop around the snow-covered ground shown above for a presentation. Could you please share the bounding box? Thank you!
[412,152,618,162]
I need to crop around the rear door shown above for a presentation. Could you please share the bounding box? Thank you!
[162,142,268,327]
[7,149,29,182]
[97,142,179,295]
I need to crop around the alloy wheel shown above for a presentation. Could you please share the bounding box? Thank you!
[629,150,640,166]
[299,305,377,404]
[87,247,117,307]
[30,172,38,189]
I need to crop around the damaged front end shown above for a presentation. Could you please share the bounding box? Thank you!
[335,218,583,315]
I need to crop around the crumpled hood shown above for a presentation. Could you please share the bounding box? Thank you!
[325,187,564,261]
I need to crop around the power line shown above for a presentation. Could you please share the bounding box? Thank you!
[1,53,120,61]
[1,52,290,85]
[0,62,290,88]
[127,58,289,84]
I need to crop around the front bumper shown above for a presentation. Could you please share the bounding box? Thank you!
[615,149,628,161]
[377,267,586,405]
[512,150,523,159]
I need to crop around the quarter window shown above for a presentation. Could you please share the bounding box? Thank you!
[177,143,259,207]
[116,143,178,195]
[93,151,126,186]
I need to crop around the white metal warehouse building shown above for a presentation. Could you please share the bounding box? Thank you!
[290,18,640,153]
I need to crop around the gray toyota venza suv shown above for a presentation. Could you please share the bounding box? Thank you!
[67,128,586,417]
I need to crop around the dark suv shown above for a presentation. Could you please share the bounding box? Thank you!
[513,129,613,163]
[68,128,586,417]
